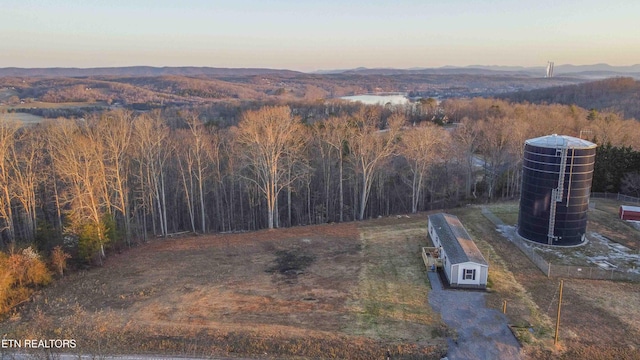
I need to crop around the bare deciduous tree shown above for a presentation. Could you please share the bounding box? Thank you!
[348,110,403,220]
[9,127,43,241]
[235,106,307,229]
[98,110,134,244]
[132,112,170,237]
[181,111,212,234]
[399,123,448,213]
[0,116,20,243]
[314,116,350,222]
[47,119,110,263]
[451,117,481,198]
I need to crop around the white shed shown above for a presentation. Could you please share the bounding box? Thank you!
[427,213,488,288]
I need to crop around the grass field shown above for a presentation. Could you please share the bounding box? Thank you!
[1,204,638,359]
[1,112,46,124]
[589,199,640,250]
[1,100,109,124]
[1,216,446,359]
[1,100,108,110]
[347,216,441,343]
[457,202,640,359]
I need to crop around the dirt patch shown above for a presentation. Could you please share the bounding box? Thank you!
[266,249,315,276]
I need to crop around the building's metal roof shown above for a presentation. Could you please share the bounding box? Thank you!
[428,213,488,266]
[620,205,640,212]
[525,134,596,149]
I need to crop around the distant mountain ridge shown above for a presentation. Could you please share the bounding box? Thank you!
[315,64,640,78]
[2,64,639,78]
[0,66,302,77]
[465,63,640,73]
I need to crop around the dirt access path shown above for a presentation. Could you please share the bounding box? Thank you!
[427,271,522,360]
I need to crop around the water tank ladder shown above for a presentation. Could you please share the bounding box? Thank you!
[548,146,568,244]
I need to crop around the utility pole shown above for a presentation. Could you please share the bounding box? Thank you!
[554,279,564,345]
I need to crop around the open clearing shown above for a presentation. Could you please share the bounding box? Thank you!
[1,216,446,359]
[0,100,108,110]
[1,100,109,124]
[2,203,639,359]
[490,200,640,270]
[453,201,640,359]
[0,87,19,101]
[1,112,46,124]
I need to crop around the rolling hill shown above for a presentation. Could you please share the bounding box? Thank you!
[500,77,640,120]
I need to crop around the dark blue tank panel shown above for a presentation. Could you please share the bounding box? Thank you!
[518,144,596,246]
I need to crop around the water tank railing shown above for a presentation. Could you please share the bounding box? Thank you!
[566,149,575,206]
[548,189,557,244]
[555,146,568,201]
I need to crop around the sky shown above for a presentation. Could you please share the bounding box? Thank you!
[1,0,639,72]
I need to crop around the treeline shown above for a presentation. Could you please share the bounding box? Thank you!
[500,77,640,120]
[593,144,640,194]
[1,98,640,265]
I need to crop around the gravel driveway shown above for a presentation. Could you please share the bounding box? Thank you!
[427,272,522,360]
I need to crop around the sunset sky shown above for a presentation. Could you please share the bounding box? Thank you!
[1,0,639,71]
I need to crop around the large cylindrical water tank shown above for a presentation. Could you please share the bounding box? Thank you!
[518,134,597,246]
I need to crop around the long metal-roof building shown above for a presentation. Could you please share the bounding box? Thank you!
[427,213,488,288]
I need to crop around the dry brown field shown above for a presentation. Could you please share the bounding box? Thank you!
[2,202,638,359]
[1,215,445,359]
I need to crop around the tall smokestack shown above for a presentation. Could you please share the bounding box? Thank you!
[546,61,555,78]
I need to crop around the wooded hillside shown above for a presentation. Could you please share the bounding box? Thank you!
[1,72,585,112]
[500,77,640,120]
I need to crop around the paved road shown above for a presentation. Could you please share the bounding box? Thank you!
[1,353,261,360]
[427,270,522,360]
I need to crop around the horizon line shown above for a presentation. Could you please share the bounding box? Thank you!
[1,62,640,73]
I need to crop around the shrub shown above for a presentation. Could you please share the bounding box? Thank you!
[0,247,52,316]
[51,245,72,276]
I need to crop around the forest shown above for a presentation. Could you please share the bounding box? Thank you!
[501,77,640,120]
[1,97,640,314]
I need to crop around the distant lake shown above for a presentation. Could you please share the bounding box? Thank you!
[340,94,409,105]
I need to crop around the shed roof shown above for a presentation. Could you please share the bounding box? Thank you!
[620,205,640,212]
[429,213,488,266]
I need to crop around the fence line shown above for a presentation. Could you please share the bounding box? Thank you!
[591,192,640,204]
[481,207,640,282]
[546,264,640,281]
[510,234,640,282]
[505,228,551,276]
